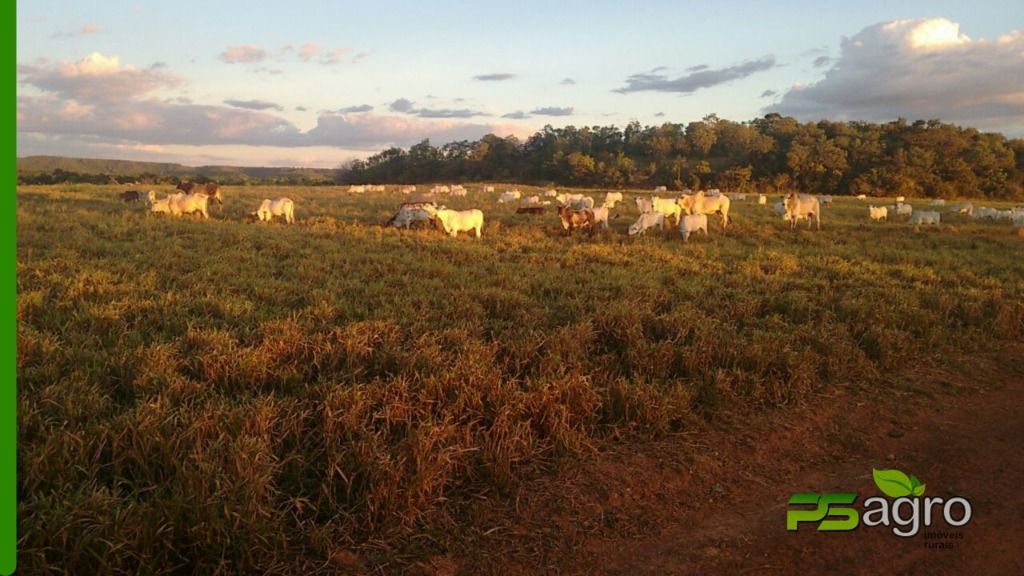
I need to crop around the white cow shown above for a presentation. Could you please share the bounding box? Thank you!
[652,197,682,223]
[483,185,495,193]
[591,206,611,230]
[783,193,820,230]
[679,213,708,242]
[560,193,585,205]
[930,198,946,206]
[521,195,541,206]
[544,189,558,197]
[386,202,437,229]
[869,205,888,221]
[896,196,905,203]
[425,206,484,237]
[169,192,210,219]
[654,185,667,192]
[431,185,450,195]
[251,198,295,224]
[758,194,767,205]
[731,193,747,201]
[399,185,417,194]
[498,190,521,203]
[678,191,730,228]
[571,196,595,210]
[628,212,664,236]
[451,186,468,197]
[349,185,366,194]
[635,196,653,213]
[908,211,940,226]
[972,206,995,219]
[818,195,834,206]
[894,203,913,217]
[773,201,786,216]
[148,191,178,215]
[856,194,868,200]
[604,192,624,208]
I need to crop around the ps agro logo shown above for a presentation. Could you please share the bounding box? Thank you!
[787,468,972,538]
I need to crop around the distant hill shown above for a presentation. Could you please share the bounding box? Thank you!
[17,156,339,185]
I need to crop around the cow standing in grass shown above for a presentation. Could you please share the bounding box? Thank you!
[783,193,820,230]
[558,204,595,235]
[177,182,223,207]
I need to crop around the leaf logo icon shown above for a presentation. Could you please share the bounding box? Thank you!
[872,468,925,498]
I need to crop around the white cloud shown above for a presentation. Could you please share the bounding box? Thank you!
[51,22,102,39]
[298,42,320,62]
[307,113,527,149]
[320,48,349,65]
[771,18,1024,134]
[18,52,184,102]
[219,45,267,64]
[17,53,532,155]
[18,95,302,146]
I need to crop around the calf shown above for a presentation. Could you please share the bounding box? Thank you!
[148,192,179,215]
[679,213,708,242]
[250,198,295,224]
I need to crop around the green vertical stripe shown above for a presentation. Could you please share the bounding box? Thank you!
[3,0,17,573]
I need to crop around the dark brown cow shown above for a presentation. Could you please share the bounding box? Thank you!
[119,190,142,202]
[557,204,595,235]
[176,181,223,206]
[516,206,545,215]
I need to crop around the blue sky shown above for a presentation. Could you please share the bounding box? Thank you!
[16,1,1024,167]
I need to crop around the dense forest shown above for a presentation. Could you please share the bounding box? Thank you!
[340,114,1024,199]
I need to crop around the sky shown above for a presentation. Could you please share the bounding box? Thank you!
[16,0,1024,168]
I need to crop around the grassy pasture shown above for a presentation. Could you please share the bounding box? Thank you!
[16,184,1024,573]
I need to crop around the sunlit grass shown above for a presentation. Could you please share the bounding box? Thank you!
[17,184,1024,573]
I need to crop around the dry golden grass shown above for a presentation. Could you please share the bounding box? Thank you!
[17,184,1024,573]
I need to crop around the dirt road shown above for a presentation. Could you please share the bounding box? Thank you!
[444,346,1024,575]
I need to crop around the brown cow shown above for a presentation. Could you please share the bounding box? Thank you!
[176,181,223,206]
[516,206,545,215]
[557,204,595,235]
[119,190,142,202]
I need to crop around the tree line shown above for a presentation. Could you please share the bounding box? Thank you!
[338,114,1024,199]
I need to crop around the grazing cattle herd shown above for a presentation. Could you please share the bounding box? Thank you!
[124,181,1024,240]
